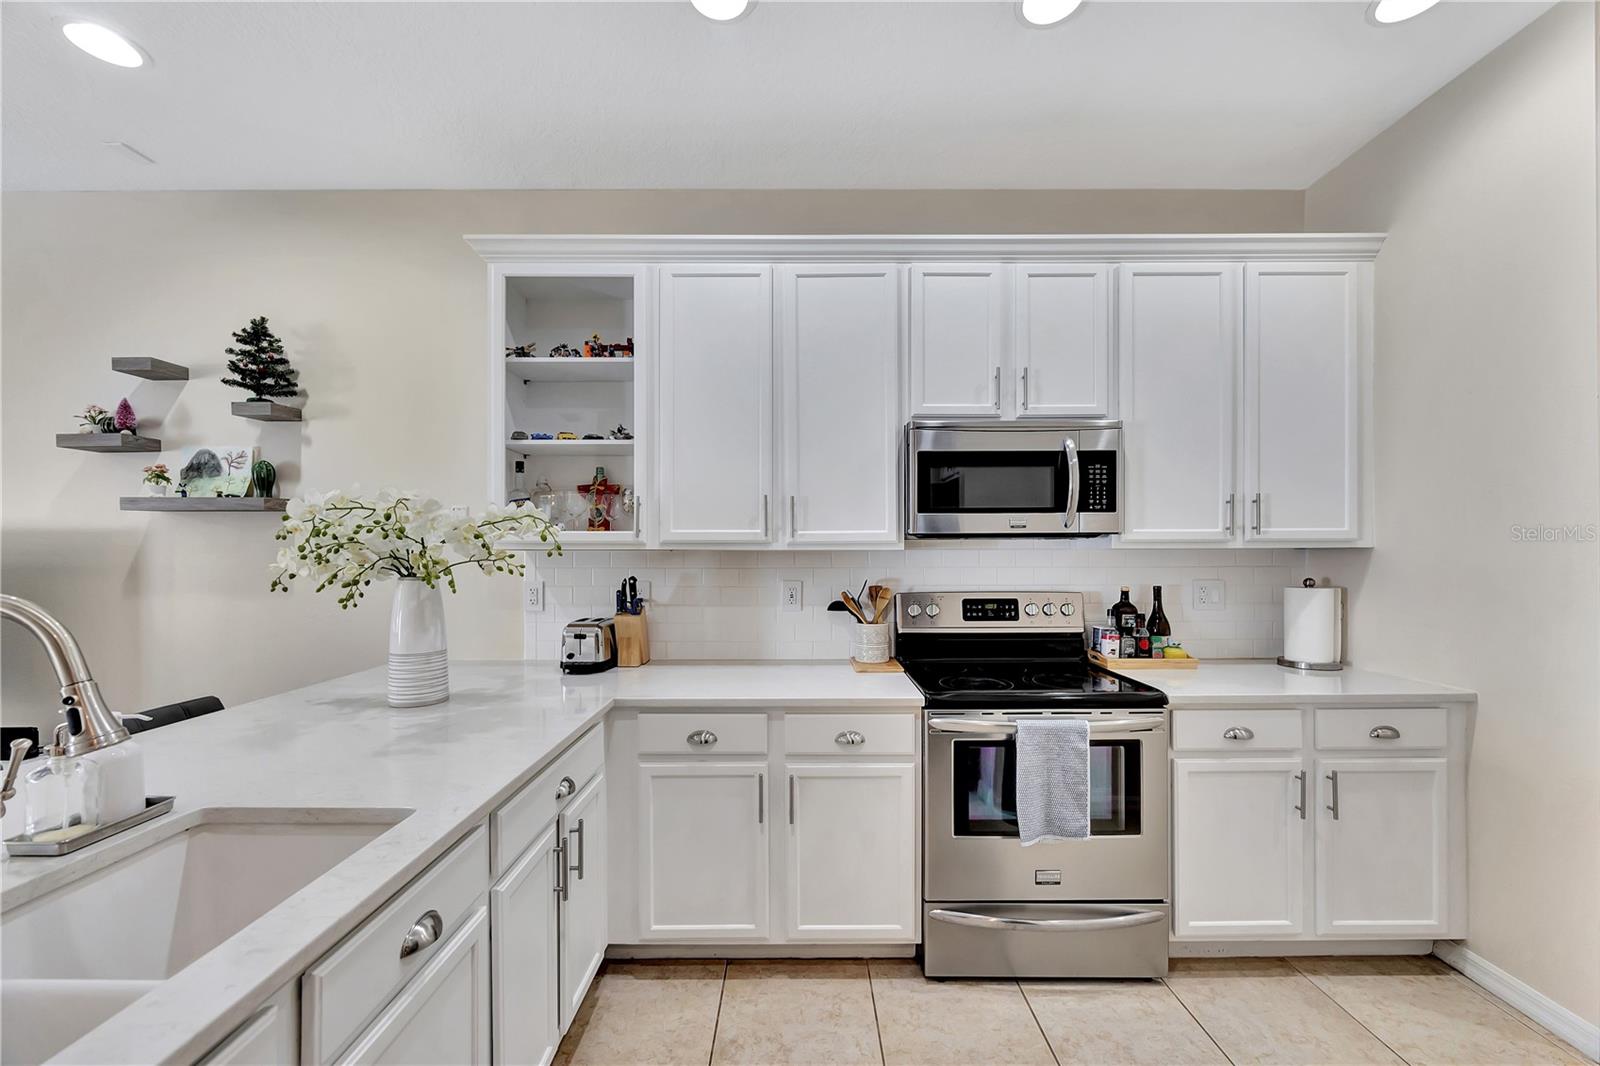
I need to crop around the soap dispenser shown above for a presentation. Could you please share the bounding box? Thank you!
[24,724,101,841]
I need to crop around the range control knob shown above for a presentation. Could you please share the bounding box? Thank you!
[906,603,922,618]
[925,603,941,618]
[1023,603,1039,617]
[1059,602,1076,617]
[1041,602,1057,616]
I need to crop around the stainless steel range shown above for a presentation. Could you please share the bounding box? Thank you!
[897,590,1171,979]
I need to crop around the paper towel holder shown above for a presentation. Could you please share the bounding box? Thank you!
[1277,578,1345,672]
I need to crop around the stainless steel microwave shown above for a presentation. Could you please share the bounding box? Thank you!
[906,420,1123,538]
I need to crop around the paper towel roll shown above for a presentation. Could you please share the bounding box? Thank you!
[1282,584,1343,668]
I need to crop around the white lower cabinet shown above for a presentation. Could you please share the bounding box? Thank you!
[1315,757,1449,937]
[637,761,770,939]
[559,774,608,1030]
[200,982,298,1065]
[489,822,560,1066]
[785,763,917,940]
[335,906,491,1066]
[1172,758,1305,938]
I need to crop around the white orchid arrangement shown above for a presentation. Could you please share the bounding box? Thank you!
[270,489,562,609]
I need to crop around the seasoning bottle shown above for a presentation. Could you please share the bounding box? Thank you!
[1119,620,1138,659]
[1134,613,1153,658]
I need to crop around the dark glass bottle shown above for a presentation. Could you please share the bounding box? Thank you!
[1111,586,1139,632]
[1148,585,1172,638]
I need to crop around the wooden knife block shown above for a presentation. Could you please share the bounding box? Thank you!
[614,609,651,667]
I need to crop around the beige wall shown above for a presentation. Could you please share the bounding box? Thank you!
[1306,3,1599,1028]
[0,188,1303,733]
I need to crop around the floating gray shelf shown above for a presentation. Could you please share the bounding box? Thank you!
[120,496,287,512]
[232,401,302,422]
[112,357,189,381]
[57,433,161,453]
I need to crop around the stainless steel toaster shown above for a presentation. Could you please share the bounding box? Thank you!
[560,618,617,674]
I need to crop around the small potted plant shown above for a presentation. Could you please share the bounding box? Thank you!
[76,404,114,434]
[141,463,172,497]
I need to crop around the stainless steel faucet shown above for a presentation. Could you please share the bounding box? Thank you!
[1,594,131,757]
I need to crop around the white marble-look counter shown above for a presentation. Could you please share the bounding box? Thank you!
[1151,661,1475,708]
[2,661,920,1065]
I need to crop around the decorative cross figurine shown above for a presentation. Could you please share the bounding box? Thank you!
[577,467,623,531]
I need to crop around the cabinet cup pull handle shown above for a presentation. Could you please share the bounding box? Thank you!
[1325,770,1340,820]
[1294,770,1307,819]
[1369,725,1400,740]
[835,730,865,746]
[687,729,718,746]
[1222,726,1254,741]
[399,910,443,959]
[555,775,576,799]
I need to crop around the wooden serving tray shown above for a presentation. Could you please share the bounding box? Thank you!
[1091,650,1200,670]
[850,658,904,673]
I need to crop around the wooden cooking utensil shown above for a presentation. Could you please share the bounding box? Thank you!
[840,591,870,623]
[869,586,893,624]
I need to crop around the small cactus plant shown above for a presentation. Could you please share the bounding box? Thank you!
[250,458,278,499]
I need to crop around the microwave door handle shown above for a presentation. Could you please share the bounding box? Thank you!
[1062,436,1080,529]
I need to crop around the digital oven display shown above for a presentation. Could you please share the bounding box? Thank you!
[962,598,1019,622]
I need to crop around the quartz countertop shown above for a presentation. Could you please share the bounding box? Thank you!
[1,657,1467,1065]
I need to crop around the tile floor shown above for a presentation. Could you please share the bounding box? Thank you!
[554,956,1593,1066]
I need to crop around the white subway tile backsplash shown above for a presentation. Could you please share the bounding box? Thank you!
[522,542,1308,663]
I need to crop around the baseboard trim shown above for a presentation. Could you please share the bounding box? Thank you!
[1170,939,1432,957]
[608,943,917,960]
[1432,941,1600,1062]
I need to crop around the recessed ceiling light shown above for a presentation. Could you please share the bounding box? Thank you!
[1368,0,1442,25]
[1017,0,1084,28]
[62,22,145,67]
[691,0,752,22]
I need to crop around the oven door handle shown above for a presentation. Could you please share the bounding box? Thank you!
[927,718,1164,736]
[1061,436,1080,530]
[927,906,1167,932]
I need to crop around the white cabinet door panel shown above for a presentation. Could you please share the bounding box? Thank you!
[1118,263,1241,542]
[637,762,769,939]
[658,265,773,542]
[1014,264,1112,417]
[1245,263,1360,542]
[785,763,917,941]
[559,775,607,1031]
[909,264,1005,417]
[1316,758,1449,937]
[781,266,901,545]
[1173,758,1306,938]
[489,824,560,1066]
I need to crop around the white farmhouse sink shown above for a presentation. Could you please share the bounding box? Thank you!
[1,810,406,1063]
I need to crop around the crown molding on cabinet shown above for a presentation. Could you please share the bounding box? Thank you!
[465,233,1387,264]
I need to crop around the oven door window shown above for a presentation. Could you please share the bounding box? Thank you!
[952,738,1141,837]
[915,451,1067,514]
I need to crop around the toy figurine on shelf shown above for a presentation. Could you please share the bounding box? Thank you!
[578,466,622,531]
[505,344,537,359]
[548,343,579,359]
[609,424,633,440]
[530,432,554,440]
[556,431,578,440]
[582,433,604,440]
[615,337,635,358]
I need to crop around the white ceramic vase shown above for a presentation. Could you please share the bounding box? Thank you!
[143,483,169,497]
[388,578,448,707]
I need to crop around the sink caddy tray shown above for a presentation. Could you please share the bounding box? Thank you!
[4,795,176,857]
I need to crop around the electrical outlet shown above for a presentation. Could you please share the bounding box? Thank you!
[524,580,544,614]
[1193,579,1225,611]
[781,579,803,613]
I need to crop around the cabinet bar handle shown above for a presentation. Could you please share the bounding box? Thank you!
[790,495,797,534]
[1325,770,1340,820]
[1369,725,1400,740]
[553,839,569,900]
[570,817,585,880]
[1225,494,1235,537]
[1021,367,1029,410]
[1252,493,1262,534]
[762,494,770,536]
[788,774,796,825]
[1294,770,1307,819]
[992,367,1001,410]
[1222,726,1254,741]
[757,772,765,824]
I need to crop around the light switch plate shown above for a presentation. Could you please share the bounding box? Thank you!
[1193,579,1225,611]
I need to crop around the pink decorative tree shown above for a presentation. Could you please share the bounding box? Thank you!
[114,398,137,432]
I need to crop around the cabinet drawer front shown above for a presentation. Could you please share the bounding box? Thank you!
[638,713,768,756]
[783,713,915,756]
[303,827,489,1065]
[492,725,603,875]
[1172,708,1302,752]
[1315,707,1447,751]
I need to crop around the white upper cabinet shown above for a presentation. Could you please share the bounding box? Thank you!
[780,266,902,546]
[657,265,774,543]
[1245,263,1362,543]
[1118,263,1243,542]
[909,264,1006,417]
[1012,264,1113,418]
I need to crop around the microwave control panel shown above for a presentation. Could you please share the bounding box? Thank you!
[1078,452,1117,513]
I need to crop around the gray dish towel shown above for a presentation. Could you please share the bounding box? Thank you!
[1015,718,1091,844]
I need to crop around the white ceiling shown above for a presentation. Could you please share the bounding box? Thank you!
[2,0,1555,192]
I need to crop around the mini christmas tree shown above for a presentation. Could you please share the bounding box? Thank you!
[221,317,298,401]
[114,398,137,432]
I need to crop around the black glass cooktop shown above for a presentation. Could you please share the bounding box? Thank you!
[900,656,1167,710]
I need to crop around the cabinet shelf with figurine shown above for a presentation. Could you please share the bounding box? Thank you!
[489,268,647,547]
